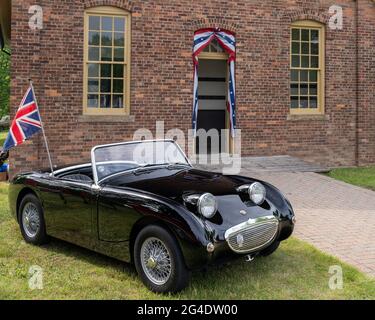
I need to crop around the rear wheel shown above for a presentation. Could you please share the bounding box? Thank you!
[18,194,49,245]
[134,225,190,293]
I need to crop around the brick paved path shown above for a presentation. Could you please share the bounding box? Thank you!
[250,171,375,277]
[196,156,374,276]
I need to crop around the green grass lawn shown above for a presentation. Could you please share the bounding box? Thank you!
[326,167,375,191]
[0,130,7,146]
[0,182,374,299]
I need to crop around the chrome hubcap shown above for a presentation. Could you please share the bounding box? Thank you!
[22,203,40,238]
[140,237,172,285]
[146,257,157,269]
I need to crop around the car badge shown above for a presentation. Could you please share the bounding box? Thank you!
[236,234,244,248]
[240,210,247,215]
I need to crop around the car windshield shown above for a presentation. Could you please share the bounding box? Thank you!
[92,140,190,182]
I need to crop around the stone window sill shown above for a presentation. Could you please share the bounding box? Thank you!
[287,114,330,121]
[78,115,135,123]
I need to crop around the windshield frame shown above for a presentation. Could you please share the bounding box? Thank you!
[91,139,191,185]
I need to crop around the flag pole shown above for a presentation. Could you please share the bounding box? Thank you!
[29,80,54,174]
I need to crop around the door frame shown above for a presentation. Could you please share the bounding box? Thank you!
[196,51,234,154]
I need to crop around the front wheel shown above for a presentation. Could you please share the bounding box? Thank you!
[18,194,49,245]
[134,225,190,293]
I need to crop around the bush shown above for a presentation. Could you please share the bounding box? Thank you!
[0,50,10,118]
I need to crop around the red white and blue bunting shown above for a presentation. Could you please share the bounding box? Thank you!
[192,28,236,137]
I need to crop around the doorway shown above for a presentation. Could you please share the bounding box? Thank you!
[196,56,229,154]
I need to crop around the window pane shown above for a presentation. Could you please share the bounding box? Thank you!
[88,94,99,108]
[114,48,124,61]
[310,96,318,108]
[300,83,308,95]
[89,16,100,30]
[300,70,308,82]
[290,70,298,81]
[311,30,319,43]
[88,63,99,77]
[311,56,319,68]
[309,83,317,95]
[114,17,125,32]
[291,96,299,108]
[100,94,111,108]
[102,17,113,31]
[88,47,99,61]
[300,97,308,108]
[292,55,299,67]
[209,39,223,53]
[301,56,309,67]
[113,95,124,108]
[113,64,124,78]
[301,29,309,41]
[113,79,123,93]
[88,78,99,92]
[309,70,317,82]
[100,79,111,93]
[290,83,298,95]
[292,42,299,54]
[311,42,319,55]
[101,32,112,46]
[292,29,299,41]
[114,33,124,46]
[301,42,309,54]
[101,47,112,61]
[100,64,111,77]
[89,31,100,45]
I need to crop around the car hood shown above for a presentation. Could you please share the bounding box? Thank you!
[104,166,294,241]
[104,167,252,198]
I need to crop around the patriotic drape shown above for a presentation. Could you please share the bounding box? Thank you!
[192,28,236,137]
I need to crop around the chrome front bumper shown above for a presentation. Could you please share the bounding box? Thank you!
[224,215,279,254]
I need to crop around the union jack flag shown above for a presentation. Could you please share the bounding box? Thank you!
[2,86,42,152]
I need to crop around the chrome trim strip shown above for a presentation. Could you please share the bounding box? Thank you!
[50,163,91,177]
[236,184,250,193]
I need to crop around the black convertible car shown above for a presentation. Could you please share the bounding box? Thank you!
[9,139,295,293]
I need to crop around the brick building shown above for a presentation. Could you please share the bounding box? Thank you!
[9,0,375,174]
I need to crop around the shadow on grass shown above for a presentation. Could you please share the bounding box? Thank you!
[33,234,285,298]
[38,236,137,276]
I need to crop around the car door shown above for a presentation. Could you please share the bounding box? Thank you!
[96,186,142,243]
[39,177,95,249]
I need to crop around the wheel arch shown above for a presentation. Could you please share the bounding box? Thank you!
[128,216,208,270]
[129,217,182,264]
[16,187,40,221]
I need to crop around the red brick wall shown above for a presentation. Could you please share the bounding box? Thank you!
[9,0,374,175]
[357,0,375,165]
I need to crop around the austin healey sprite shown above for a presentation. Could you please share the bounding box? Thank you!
[9,139,295,293]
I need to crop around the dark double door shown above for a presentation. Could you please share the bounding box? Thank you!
[195,59,227,154]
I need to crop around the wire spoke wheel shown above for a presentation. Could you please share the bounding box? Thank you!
[22,202,40,238]
[140,237,172,285]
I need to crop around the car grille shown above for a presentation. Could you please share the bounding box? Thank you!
[224,216,279,254]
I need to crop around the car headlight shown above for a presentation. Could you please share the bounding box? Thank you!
[197,193,218,218]
[249,182,266,205]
